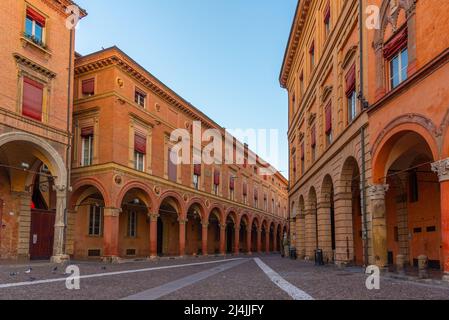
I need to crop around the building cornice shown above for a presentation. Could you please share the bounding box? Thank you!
[40,0,87,18]
[279,0,312,88]
[74,47,288,187]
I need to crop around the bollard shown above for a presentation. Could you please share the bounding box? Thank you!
[396,254,405,275]
[417,255,428,279]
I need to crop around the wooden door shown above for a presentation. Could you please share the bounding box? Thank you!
[29,209,55,260]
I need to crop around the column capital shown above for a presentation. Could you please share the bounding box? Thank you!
[220,224,227,230]
[104,207,121,217]
[432,159,449,182]
[178,218,188,225]
[52,185,67,193]
[368,184,389,200]
[148,213,160,222]
[201,222,209,228]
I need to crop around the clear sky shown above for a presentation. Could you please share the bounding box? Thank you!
[74,0,297,177]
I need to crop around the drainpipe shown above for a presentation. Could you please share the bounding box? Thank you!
[358,0,370,267]
[63,28,74,254]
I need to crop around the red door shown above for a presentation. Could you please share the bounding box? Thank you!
[29,209,55,260]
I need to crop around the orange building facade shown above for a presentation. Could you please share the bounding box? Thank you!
[0,0,86,262]
[0,1,288,263]
[68,47,288,261]
[282,0,449,278]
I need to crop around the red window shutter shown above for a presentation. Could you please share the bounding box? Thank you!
[22,77,43,121]
[26,7,46,27]
[309,42,315,54]
[229,176,235,190]
[254,189,258,200]
[311,125,316,148]
[345,64,356,97]
[81,126,94,137]
[82,78,95,95]
[194,164,201,176]
[324,2,331,23]
[134,134,146,154]
[301,143,305,160]
[384,28,408,60]
[168,148,177,182]
[243,182,248,196]
[214,170,220,186]
[325,102,332,134]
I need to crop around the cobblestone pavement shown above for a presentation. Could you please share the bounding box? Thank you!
[0,255,448,300]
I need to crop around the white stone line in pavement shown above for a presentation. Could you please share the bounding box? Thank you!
[254,258,314,300]
[122,259,249,300]
[0,258,245,289]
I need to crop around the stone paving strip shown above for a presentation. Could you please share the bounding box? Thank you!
[0,258,245,290]
[122,259,249,300]
[254,258,314,300]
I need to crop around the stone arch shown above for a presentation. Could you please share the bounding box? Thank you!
[115,181,156,210]
[208,205,223,224]
[335,156,361,265]
[70,178,111,209]
[0,131,67,187]
[372,126,441,268]
[372,122,439,183]
[185,197,207,222]
[157,191,185,217]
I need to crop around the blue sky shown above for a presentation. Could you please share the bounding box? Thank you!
[74,0,297,176]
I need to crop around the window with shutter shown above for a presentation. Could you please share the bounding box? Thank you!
[25,7,46,46]
[82,78,95,96]
[168,147,177,182]
[22,77,43,121]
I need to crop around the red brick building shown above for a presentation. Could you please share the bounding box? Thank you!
[282,0,449,278]
[0,0,86,262]
[68,47,288,261]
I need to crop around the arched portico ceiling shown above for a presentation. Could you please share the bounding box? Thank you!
[0,132,67,186]
[158,191,184,216]
[373,129,438,183]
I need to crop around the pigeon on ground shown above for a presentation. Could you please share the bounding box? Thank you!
[101,266,107,270]
[52,266,58,273]
[9,272,18,276]
[28,277,36,282]
[24,267,32,274]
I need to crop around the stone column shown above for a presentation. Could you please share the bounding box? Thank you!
[296,213,306,258]
[16,192,31,260]
[246,227,252,255]
[103,207,121,263]
[333,191,354,265]
[317,198,333,262]
[51,185,69,263]
[265,230,270,253]
[368,184,389,268]
[257,228,262,253]
[201,222,209,256]
[273,229,278,253]
[234,226,240,255]
[219,224,226,255]
[178,218,187,257]
[148,213,159,259]
[432,159,449,279]
[304,206,317,260]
